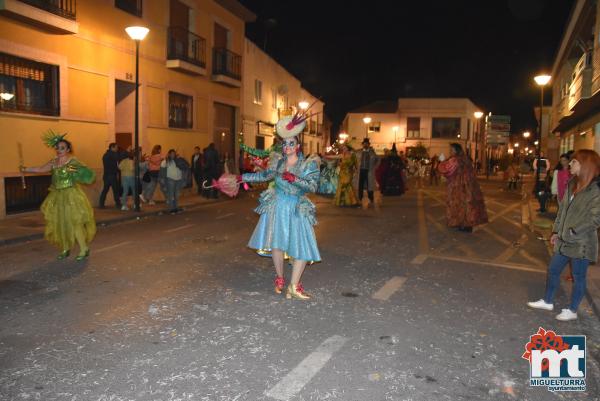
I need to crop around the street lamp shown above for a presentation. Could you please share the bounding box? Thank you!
[534,140,539,146]
[363,116,372,138]
[0,92,14,101]
[523,131,530,138]
[338,132,349,144]
[474,111,483,168]
[126,25,149,212]
[534,74,551,185]
[298,101,309,110]
[392,126,399,144]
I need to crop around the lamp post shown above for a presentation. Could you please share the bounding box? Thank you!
[363,116,372,139]
[125,26,149,212]
[474,111,483,169]
[534,74,551,185]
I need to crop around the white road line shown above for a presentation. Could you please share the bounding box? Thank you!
[165,224,195,233]
[265,335,348,401]
[95,241,131,253]
[427,254,545,274]
[216,212,235,220]
[410,254,428,265]
[372,276,407,301]
[417,190,429,254]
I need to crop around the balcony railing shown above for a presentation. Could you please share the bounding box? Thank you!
[18,0,76,20]
[212,47,241,81]
[167,26,206,69]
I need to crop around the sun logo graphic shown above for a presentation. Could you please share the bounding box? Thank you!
[522,327,586,392]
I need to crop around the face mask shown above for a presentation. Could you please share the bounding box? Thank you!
[282,140,297,149]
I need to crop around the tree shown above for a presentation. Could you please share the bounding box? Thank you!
[407,142,429,160]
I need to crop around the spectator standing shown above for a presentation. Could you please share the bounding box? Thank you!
[141,145,163,205]
[160,149,185,213]
[551,153,571,202]
[118,151,135,210]
[191,146,203,194]
[99,143,123,209]
[527,149,600,321]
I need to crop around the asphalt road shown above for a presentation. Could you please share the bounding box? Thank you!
[1,179,599,401]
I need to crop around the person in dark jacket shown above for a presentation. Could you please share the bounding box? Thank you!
[99,143,125,208]
[203,143,220,199]
[191,146,203,194]
[528,149,600,321]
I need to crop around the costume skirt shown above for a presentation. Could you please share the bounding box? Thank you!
[41,186,96,250]
[248,189,321,262]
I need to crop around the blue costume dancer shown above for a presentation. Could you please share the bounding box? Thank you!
[242,114,321,300]
[317,158,339,195]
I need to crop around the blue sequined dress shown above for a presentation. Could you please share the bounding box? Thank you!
[317,159,338,195]
[242,153,321,262]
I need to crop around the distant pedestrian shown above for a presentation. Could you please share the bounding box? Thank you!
[533,154,550,212]
[354,137,378,208]
[99,143,123,209]
[429,155,440,186]
[528,149,600,321]
[506,163,519,190]
[141,145,163,205]
[203,143,220,199]
[191,146,203,194]
[438,143,488,232]
[118,151,135,210]
[160,149,188,214]
[551,153,571,202]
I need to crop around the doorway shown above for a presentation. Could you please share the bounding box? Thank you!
[115,80,135,151]
[213,102,236,163]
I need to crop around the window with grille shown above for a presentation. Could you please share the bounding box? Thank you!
[271,87,277,109]
[254,79,262,104]
[116,0,142,17]
[0,52,59,116]
[367,121,381,133]
[168,91,193,129]
[432,117,461,139]
[407,117,420,138]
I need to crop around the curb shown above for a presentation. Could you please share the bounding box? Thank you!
[525,193,600,321]
[0,197,233,248]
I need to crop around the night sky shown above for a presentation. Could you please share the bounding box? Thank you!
[240,0,573,138]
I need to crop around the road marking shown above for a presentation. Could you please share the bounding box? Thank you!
[427,254,545,274]
[372,276,407,300]
[494,234,528,263]
[480,226,511,245]
[487,202,521,223]
[165,224,195,233]
[501,215,522,229]
[411,254,428,264]
[216,212,235,220]
[417,190,429,254]
[518,249,546,268]
[521,204,530,226]
[95,241,131,253]
[265,335,348,400]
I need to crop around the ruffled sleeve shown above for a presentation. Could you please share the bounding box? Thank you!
[438,157,459,178]
[291,155,320,193]
[69,159,96,185]
[242,152,282,183]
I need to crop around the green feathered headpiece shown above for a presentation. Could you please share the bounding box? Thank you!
[240,142,282,158]
[42,129,67,148]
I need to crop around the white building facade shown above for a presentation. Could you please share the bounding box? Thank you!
[342,98,482,159]
[242,39,325,155]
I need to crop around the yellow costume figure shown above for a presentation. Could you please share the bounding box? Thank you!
[334,152,359,207]
[41,158,96,255]
[22,130,96,260]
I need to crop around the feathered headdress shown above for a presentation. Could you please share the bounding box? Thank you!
[42,129,67,148]
[276,99,321,139]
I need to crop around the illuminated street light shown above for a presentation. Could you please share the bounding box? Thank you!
[474,111,483,168]
[338,132,349,143]
[534,140,539,145]
[0,92,14,101]
[525,147,529,152]
[534,74,551,185]
[125,25,150,213]
[514,143,519,147]
[534,75,551,86]
[523,131,530,138]
[298,101,309,110]
[392,126,399,143]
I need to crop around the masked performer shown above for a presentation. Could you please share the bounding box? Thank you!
[334,143,359,207]
[240,114,321,300]
[21,131,96,260]
[317,157,339,196]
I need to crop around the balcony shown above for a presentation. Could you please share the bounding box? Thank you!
[568,52,593,111]
[166,26,207,75]
[0,0,78,34]
[212,47,241,87]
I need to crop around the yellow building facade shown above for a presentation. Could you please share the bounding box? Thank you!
[0,0,255,217]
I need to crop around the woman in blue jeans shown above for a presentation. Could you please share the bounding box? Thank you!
[528,149,600,321]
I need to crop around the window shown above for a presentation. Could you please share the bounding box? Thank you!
[169,91,193,129]
[367,122,381,133]
[255,135,265,150]
[407,117,420,138]
[254,79,262,104]
[467,118,471,140]
[432,117,461,139]
[0,52,59,116]
[116,0,142,17]
[271,87,277,109]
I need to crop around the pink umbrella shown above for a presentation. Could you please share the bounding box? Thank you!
[202,173,247,198]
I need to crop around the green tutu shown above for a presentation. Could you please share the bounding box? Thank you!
[41,158,96,250]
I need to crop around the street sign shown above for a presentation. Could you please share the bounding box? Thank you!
[489,123,511,131]
[488,115,511,123]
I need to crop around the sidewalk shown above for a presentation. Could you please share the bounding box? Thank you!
[524,178,600,320]
[0,190,231,247]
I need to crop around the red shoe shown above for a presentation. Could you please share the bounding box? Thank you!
[274,276,285,294]
[564,275,574,282]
